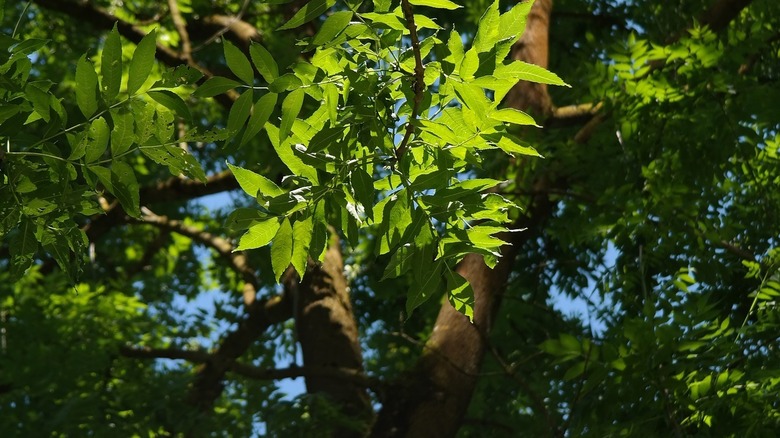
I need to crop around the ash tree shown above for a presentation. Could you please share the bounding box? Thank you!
[1,0,779,436]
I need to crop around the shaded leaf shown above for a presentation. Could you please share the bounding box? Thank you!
[249,43,279,83]
[193,77,241,98]
[223,39,255,85]
[127,29,157,95]
[75,55,99,118]
[101,24,122,102]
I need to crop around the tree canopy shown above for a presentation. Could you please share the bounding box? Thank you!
[1,0,779,436]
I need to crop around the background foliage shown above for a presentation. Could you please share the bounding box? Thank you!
[1,0,779,436]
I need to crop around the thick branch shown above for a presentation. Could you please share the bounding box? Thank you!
[167,0,192,61]
[186,294,292,413]
[137,208,258,305]
[139,170,238,204]
[287,234,373,436]
[119,345,374,387]
[700,0,753,32]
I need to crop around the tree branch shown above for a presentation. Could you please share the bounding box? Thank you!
[137,207,257,304]
[167,0,192,61]
[119,345,378,388]
[394,0,425,161]
[31,0,238,108]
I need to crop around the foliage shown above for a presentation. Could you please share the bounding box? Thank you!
[1,0,780,436]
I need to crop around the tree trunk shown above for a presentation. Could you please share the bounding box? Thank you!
[372,1,555,436]
[291,236,373,436]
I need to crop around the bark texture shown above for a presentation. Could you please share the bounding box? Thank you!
[505,0,554,118]
[372,1,556,436]
[290,236,372,436]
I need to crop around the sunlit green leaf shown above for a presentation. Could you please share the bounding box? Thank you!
[271,217,294,281]
[241,92,277,146]
[226,162,285,200]
[291,214,314,277]
[280,89,304,144]
[278,0,336,31]
[227,89,253,135]
[236,217,282,251]
[409,0,460,10]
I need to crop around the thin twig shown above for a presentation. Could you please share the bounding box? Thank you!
[394,0,426,161]
[191,0,251,52]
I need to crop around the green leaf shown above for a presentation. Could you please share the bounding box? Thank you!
[308,203,329,261]
[407,255,443,315]
[226,162,285,199]
[271,217,294,281]
[323,83,339,125]
[265,124,319,183]
[110,106,135,157]
[495,60,570,87]
[225,208,268,232]
[9,219,37,280]
[91,163,140,217]
[489,108,539,127]
[101,24,123,102]
[193,76,242,98]
[110,161,141,218]
[291,214,314,277]
[350,167,374,220]
[268,74,303,93]
[235,217,282,251]
[249,43,279,83]
[409,0,461,10]
[24,83,51,122]
[75,55,99,118]
[223,39,254,85]
[382,244,413,280]
[241,92,278,146]
[309,11,352,48]
[495,135,542,157]
[361,12,405,30]
[227,89,253,134]
[473,0,499,54]
[278,0,336,31]
[148,90,192,123]
[496,1,532,59]
[127,29,157,95]
[140,145,206,182]
[376,191,412,255]
[280,89,304,144]
[445,268,474,322]
[85,116,110,163]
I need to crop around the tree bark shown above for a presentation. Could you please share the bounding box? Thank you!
[372,2,556,436]
[505,0,554,118]
[289,235,373,436]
